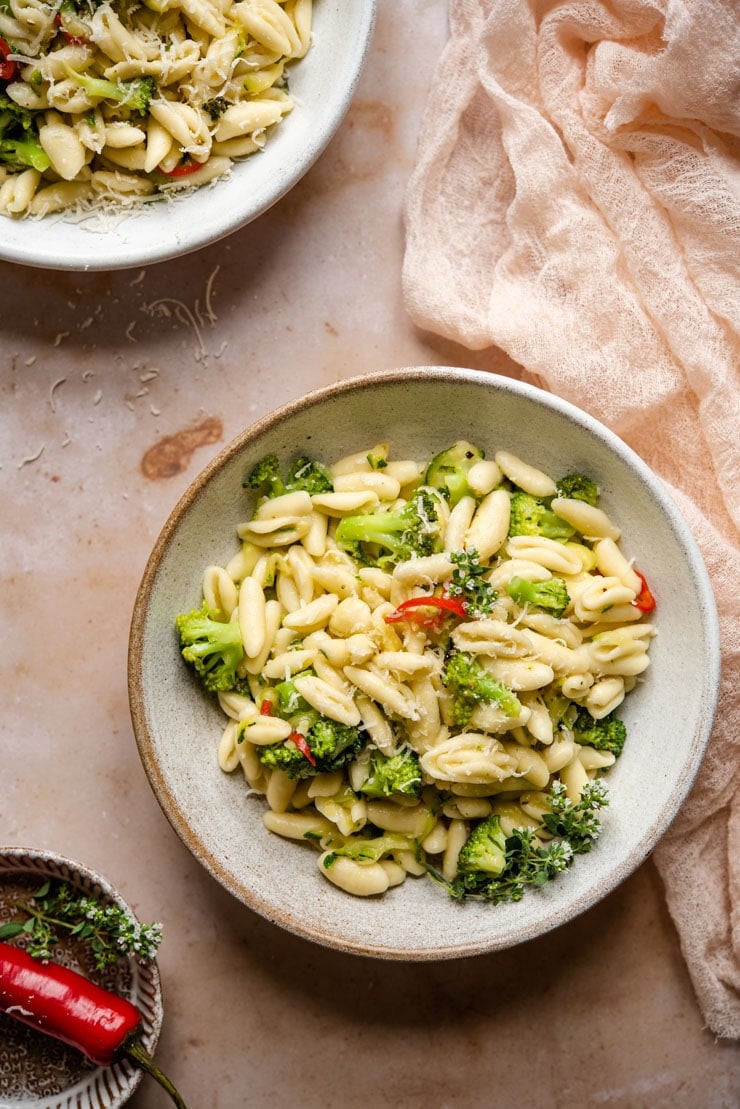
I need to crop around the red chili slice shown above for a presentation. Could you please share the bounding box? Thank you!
[259,700,274,716]
[289,731,316,767]
[385,594,468,626]
[158,159,205,177]
[0,37,17,81]
[632,569,656,613]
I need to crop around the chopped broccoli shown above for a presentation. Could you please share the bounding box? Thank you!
[63,67,156,114]
[456,815,507,879]
[358,749,422,799]
[424,440,485,505]
[556,473,599,506]
[0,93,49,172]
[366,446,389,470]
[275,672,314,718]
[441,651,521,726]
[334,488,443,567]
[321,831,416,868]
[508,492,575,542]
[257,716,365,778]
[506,575,570,617]
[542,684,577,729]
[244,453,333,498]
[176,603,244,692]
[447,548,498,617]
[572,706,627,757]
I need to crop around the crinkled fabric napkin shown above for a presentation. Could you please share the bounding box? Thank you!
[403,0,740,1037]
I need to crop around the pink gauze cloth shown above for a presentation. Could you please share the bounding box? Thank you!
[402,0,740,1038]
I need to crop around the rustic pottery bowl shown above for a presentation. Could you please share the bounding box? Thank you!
[0,2,376,272]
[0,847,163,1108]
[128,366,720,958]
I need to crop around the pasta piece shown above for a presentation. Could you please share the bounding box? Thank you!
[494,451,557,497]
[318,855,390,897]
[550,497,621,541]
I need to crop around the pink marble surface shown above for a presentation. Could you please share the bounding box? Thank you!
[1,3,737,1106]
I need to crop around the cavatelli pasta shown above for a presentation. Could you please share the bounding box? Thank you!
[0,0,313,217]
[175,440,656,901]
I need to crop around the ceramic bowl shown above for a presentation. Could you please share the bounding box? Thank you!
[128,366,720,959]
[0,847,163,1108]
[0,2,376,272]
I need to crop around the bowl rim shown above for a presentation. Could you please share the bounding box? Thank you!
[0,845,163,1107]
[0,2,377,272]
[128,365,722,958]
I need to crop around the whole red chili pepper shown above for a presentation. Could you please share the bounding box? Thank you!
[0,36,17,81]
[384,594,468,626]
[0,942,187,1107]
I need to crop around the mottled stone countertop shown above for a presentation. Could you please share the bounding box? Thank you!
[1,3,737,1106]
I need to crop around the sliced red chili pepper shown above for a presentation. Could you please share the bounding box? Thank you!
[259,699,274,715]
[0,37,17,81]
[158,158,205,178]
[632,569,656,613]
[385,594,468,626]
[289,731,316,767]
[0,943,187,1106]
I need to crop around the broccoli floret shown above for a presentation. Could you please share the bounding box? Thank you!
[434,781,609,902]
[506,575,570,617]
[359,749,422,799]
[285,456,333,495]
[244,453,333,498]
[572,706,627,757]
[447,548,498,617]
[244,454,284,495]
[257,716,365,778]
[457,815,507,879]
[508,492,575,542]
[176,603,244,692]
[0,93,50,172]
[63,67,156,114]
[556,473,599,506]
[334,488,443,567]
[441,651,522,726]
[424,440,485,505]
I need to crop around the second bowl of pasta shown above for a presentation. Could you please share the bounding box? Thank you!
[128,366,720,958]
[0,0,376,270]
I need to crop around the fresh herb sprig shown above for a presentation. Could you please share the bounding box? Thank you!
[426,780,609,903]
[0,881,162,970]
[447,548,498,617]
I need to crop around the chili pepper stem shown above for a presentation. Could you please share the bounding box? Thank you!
[124,1040,189,1109]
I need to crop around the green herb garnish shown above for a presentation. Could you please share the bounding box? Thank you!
[0,880,162,969]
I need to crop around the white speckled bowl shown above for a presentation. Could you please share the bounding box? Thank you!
[128,367,720,958]
[0,3,376,272]
[0,847,163,1107]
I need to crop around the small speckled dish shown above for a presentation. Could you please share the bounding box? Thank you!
[0,848,163,1108]
[0,2,376,272]
[128,366,720,959]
